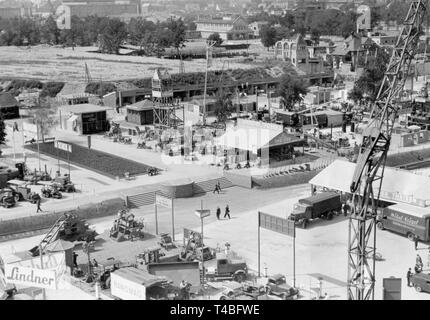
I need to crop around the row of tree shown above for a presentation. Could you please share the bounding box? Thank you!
[0,15,190,55]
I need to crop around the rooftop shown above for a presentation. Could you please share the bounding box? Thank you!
[126,100,154,111]
[0,92,19,108]
[310,160,430,207]
[60,104,112,114]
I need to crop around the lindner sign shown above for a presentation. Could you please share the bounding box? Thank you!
[4,265,57,290]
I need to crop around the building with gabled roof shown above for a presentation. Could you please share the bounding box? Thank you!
[195,15,253,40]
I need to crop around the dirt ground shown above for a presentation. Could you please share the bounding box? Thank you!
[0,45,255,82]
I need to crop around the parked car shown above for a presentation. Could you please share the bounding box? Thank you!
[411,272,430,293]
[265,274,299,300]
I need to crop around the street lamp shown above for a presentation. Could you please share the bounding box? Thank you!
[195,206,210,282]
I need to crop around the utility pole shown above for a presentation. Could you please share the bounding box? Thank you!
[203,40,216,125]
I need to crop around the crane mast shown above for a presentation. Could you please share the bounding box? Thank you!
[347,0,427,300]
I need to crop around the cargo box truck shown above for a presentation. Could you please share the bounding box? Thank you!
[377,203,430,242]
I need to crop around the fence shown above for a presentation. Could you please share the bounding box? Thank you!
[0,197,125,237]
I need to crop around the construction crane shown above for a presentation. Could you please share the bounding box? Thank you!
[347,0,427,300]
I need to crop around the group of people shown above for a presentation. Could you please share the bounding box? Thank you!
[406,251,430,287]
[213,181,222,194]
[216,205,231,220]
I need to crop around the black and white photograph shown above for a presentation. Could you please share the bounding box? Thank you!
[0,0,428,307]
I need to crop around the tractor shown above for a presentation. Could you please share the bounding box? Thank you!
[41,185,62,199]
[52,174,76,193]
[148,167,159,176]
[6,180,41,204]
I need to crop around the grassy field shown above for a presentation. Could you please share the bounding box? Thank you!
[0,44,257,82]
[25,140,154,178]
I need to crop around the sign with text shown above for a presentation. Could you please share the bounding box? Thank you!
[4,264,57,290]
[155,193,173,209]
[259,211,295,238]
[55,141,72,153]
[195,209,210,219]
[110,272,146,300]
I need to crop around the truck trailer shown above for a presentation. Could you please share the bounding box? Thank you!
[377,203,430,242]
[288,192,342,228]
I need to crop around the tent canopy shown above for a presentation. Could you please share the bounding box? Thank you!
[310,160,430,207]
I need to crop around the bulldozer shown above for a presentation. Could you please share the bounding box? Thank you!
[109,210,144,242]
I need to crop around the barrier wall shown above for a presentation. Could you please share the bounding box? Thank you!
[0,197,125,236]
[252,169,323,189]
[224,171,253,189]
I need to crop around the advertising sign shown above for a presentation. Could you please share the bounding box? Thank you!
[4,265,57,290]
[55,141,72,153]
[111,272,146,300]
[259,211,295,238]
[155,193,173,209]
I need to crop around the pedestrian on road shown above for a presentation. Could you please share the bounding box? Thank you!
[415,236,419,250]
[217,181,222,193]
[36,198,43,213]
[213,183,219,194]
[224,205,231,219]
[407,268,412,287]
[417,254,423,266]
[73,252,78,268]
[343,202,350,217]
[216,207,221,220]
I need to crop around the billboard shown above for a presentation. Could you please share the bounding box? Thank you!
[111,272,146,300]
[259,211,295,238]
[55,141,72,153]
[4,265,57,290]
[2,252,68,290]
[155,193,172,209]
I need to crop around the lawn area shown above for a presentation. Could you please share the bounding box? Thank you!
[25,141,154,178]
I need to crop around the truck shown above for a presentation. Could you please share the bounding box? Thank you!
[6,180,40,203]
[410,272,430,293]
[265,274,299,300]
[288,192,342,228]
[205,255,248,283]
[377,203,430,242]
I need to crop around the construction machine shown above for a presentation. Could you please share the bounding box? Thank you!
[29,213,97,257]
[347,0,427,300]
[41,184,62,199]
[0,189,16,208]
[51,174,76,193]
[109,210,144,241]
[6,180,41,204]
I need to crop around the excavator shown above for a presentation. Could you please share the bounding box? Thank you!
[347,0,427,300]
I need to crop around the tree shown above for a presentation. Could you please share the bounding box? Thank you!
[98,18,127,54]
[349,44,390,103]
[213,90,233,128]
[29,98,58,141]
[207,33,223,47]
[260,25,277,50]
[0,114,6,156]
[167,17,187,56]
[277,74,309,110]
[41,15,60,45]
[128,18,156,51]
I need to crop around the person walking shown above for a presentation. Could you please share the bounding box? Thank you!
[414,236,419,250]
[224,205,231,219]
[343,202,350,217]
[36,198,43,213]
[407,268,412,287]
[213,182,220,194]
[216,206,221,220]
[217,181,222,193]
